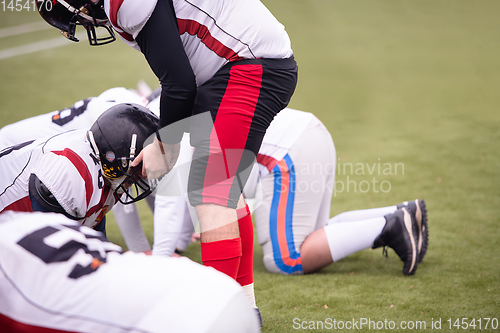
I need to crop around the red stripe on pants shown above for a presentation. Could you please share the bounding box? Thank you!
[201,64,263,206]
[236,204,254,286]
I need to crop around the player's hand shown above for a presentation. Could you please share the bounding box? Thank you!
[131,138,180,184]
[191,233,201,242]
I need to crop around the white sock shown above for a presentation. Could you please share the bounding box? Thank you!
[324,217,386,262]
[242,283,257,308]
[328,205,397,224]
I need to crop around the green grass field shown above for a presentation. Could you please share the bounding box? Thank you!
[1,1,499,331]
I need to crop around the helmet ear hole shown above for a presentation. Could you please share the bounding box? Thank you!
[105,151,115,162]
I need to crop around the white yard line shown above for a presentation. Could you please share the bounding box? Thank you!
[0,21,52,39]
[0,32,87,60]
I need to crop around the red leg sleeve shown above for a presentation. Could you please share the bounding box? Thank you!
[201,238,242,280]
[236,205,254,286]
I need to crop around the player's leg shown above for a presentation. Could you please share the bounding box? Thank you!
[285,117,337,273]
[153,134,197,256]
[327,199,428,264]
[328,206,398,224]
[299,185,387,272]
[236,196,256,307]
[255,116,333,274]
[322,204,425,275]
[255,154,307,274]
[302,209,423,275]
[189,58,297,280]
[174,203,197,253]
[152,194,189,256]
[112,202,151,253]
[295,126,386,270]
[188,63,254,279]
[322,217,386,262]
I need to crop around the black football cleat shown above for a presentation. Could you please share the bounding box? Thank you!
[373,208,419,275]
[397,199,428,263]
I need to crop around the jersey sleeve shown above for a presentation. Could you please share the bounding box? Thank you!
[105,0,158,48]
[135,0,197,143]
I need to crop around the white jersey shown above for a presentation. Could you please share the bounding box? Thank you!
[0,130,116,229]
[0,87,147,150]
[240,108,319,195]
[0,211,259,333]
[105,0,293,86]
[257,108,317,170]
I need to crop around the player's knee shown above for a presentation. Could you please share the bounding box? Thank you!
[263,256,281,274]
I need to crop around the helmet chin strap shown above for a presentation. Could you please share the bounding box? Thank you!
[129,134,137,159]
[112,133,139,195]
[123,133,137,171]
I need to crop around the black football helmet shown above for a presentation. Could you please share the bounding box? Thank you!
[87,103,159,204]
[37,0,115,45]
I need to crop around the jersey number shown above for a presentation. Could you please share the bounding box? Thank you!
[17,224,121,279]
[51,99,91,126]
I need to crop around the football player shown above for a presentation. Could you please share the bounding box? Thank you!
[0,87,148,151]
[0,211,259,333]
[152,108,429,276]
[38,1,299,317]
[0,103,158,236]
[0,86,159,252]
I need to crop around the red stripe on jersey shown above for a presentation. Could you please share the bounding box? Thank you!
[177,19,244,62]
[0,312,77,332]
[117,30,134,42]
[108,0,134,41]
[257,154,279,172]
[1,196,32,213]
[202,64,263,206]
[52,149,93,208]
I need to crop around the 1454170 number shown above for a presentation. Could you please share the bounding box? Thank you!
[1,0,53,12]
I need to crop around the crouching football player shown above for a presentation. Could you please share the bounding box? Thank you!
[0,103,158,235]
[0,211,259,333]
